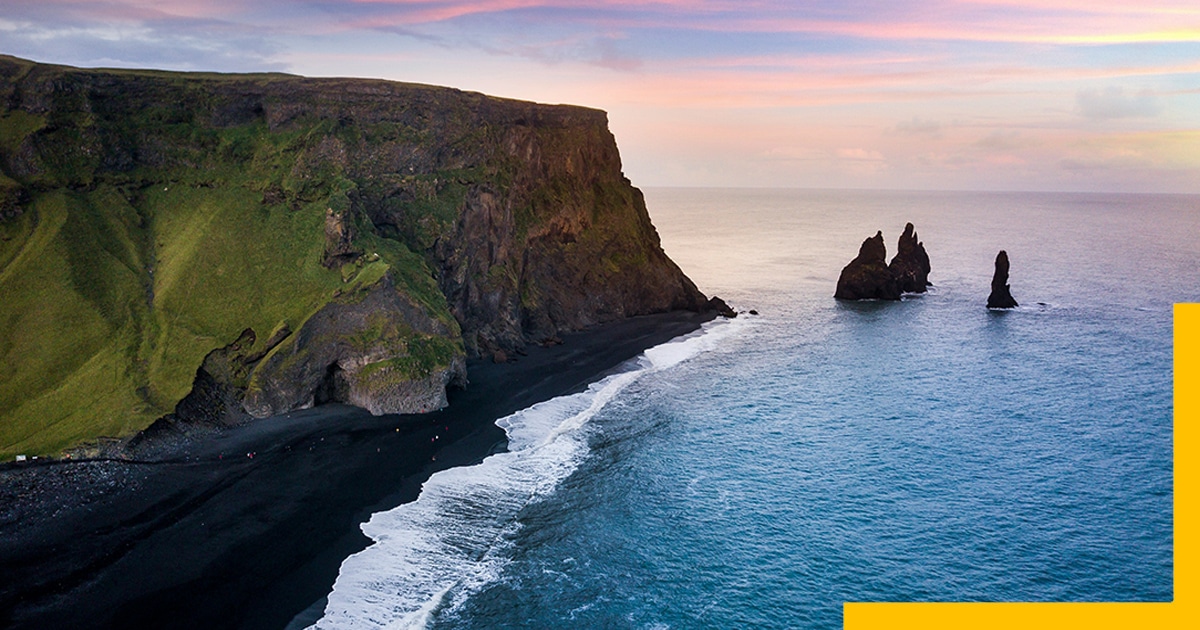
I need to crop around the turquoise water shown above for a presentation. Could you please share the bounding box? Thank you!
[315,189,1194,629]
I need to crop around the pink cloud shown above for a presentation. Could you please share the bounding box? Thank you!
[344,0,548,26]
[334,1,1200,44]
[575,55,1200,112]
[13,1,1197,45]
[6,0,256,22]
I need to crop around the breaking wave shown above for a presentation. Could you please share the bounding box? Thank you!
[311,317,744,629]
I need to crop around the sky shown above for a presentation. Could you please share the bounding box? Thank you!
[1,1,1198,193]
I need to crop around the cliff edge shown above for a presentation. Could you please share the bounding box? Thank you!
[0,55,707,458]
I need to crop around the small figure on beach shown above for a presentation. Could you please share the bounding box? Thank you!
[987,250,1018,309]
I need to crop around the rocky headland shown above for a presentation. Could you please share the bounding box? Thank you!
[834,222,932,300]
[0,55,712,460]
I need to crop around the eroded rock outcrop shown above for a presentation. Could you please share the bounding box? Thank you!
[322,206,361,268]
[243,275,466,418]
[706,296,737,318]
[888,222,932,294]
[835,224,932,300]
[987,250,1018,309]
[834,231,901,300]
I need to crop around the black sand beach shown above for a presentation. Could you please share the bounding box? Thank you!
[0,310,712,629]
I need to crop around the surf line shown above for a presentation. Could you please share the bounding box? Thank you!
[311,317,746,630]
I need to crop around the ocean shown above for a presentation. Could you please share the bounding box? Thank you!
[310,188,1194,629]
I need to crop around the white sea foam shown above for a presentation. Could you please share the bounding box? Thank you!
[310,317,743,629]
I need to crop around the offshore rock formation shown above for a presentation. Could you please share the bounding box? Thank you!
[987,250,1019,309]
[0,55,707,458]
[835,224,932,300]
[834,231,899,300]
[888,222,932,294]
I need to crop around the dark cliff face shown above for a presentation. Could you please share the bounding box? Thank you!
[418,120,706,354]
[0,55,706,457]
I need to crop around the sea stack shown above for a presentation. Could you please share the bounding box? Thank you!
[987,250,1019,309]
[834,231,901,300]
[834,223,933,300]
[888,222,932,293]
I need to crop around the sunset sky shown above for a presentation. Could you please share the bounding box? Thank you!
[2,1,1198,192]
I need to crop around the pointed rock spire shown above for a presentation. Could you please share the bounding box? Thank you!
[987,250,1018,309]
[888,222,932,293]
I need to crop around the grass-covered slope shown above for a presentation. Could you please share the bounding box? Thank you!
[0,55,705,459]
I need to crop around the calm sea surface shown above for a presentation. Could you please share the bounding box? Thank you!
[313,189,1196,629]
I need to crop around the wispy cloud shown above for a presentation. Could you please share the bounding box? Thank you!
[1060,152,1148,171]
[1,0,1198,191]
[1076,87,1163,120]
[894,117,942,137]
[328,1,1200,44]
[837,148,885,161]
[976,130,1027,151]
[0,0,288,69]
[8,1,1200,46]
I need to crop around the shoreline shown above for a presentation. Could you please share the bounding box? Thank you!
[0,309,714,629]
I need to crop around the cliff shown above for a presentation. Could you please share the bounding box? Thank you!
[0,55,707,459]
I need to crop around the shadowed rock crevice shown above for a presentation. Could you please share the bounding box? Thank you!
[313,363,349,405]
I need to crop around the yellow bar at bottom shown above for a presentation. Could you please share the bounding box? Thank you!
[844,602,1181,629]
[844,303,1197,630]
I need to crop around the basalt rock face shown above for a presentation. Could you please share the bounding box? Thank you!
[888,222,932,293]
[0,55,705,458]
[706,296,737,318]
[987,250,1018,309]
[834,231,901,300]
[242,275,466,418]
[835,224,933,300]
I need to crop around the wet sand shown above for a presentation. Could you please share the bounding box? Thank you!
[0,310,712,629]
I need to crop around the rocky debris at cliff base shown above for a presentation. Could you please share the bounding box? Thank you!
[834,223,933,300]
[706,296,738,318]
[0,460,146,528]
[987,250,1019,309]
